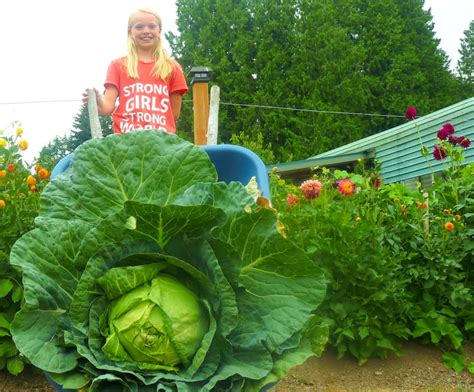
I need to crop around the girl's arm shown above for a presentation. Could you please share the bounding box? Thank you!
[170,92,183,122]
[82,87,118,115]
[97,86,119,116]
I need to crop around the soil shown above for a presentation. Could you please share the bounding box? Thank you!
[1,342,473,391]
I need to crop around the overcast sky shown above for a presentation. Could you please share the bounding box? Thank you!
[0,0,472,162]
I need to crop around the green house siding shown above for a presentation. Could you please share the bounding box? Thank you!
[310,98,474,183]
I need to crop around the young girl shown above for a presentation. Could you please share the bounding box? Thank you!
[84,8,188,134]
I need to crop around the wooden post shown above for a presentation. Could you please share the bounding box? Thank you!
[192,83,209,145]
[87,88,103,139]
[207,86,220,145]
[189,67,212,145]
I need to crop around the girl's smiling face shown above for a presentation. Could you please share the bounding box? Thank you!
[129,11,161,51]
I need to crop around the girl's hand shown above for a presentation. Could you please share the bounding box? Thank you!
[82,88,101,106]
[83,86,118,115]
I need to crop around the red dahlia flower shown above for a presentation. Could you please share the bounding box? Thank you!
[458,136,471,148]
[337,178,355,196]
[370,174,382,188]
[300,179,322,200]
[448,135,459,145]
[437,129,449,140]
[405,107,417,120]
[433,144,446,160]
[286,194,299,207]
[442,123,455,135]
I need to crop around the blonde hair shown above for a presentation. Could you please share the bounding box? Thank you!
[126,8,173,80]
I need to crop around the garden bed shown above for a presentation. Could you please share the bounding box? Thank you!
[2,341,473,391]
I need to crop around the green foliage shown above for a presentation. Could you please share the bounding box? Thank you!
[0,123,51,375]
[169,0,464,162]
[456,20,474,96]
[11,131,327,391]
[271,160,474,369]
[230,131,275,164]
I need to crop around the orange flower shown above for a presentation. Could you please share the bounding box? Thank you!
[8,164,14,171]
[38,168,49,180]
[26,175,37,186]
[0,200,5,208]
[337,179,355,196]
[417,202,427,209]
[443,209,452,215]
[0,170,6,177]
[18,139,29,151]
[34,164,42,172]
[454,214,462,221]
[444,222,455,231]
[30,185,37,192]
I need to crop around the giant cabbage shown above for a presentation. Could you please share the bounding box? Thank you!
[10,131,326,391]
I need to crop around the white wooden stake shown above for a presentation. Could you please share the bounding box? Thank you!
[87,88,103,139]
[207,85,220,145]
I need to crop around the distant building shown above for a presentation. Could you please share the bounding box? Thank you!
[269,97,474,188]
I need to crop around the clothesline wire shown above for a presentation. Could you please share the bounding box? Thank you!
[0,98,406,118]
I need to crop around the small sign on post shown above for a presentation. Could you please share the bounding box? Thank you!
[189,67,212,145]
[87,88,103,139]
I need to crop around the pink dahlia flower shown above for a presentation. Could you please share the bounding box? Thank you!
[300,179,322,200]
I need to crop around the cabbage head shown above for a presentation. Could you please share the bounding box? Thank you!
[10,131,326,392]
[101,272,209,369]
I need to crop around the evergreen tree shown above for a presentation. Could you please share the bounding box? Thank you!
[68,104,113,147]
[161,0,467,162]
[457,20,474,96]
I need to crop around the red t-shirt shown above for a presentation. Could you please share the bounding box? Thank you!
[105,57,188,134]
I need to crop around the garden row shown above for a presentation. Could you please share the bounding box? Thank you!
[0,121,472,391]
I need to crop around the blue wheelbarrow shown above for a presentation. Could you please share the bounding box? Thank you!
[52,143,271,199]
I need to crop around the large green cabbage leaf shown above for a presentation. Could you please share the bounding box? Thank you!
[10,131,326,391]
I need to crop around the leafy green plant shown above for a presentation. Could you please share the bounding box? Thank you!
[0,123,50,376]
[272,167,415,364]
[10,131,327,391]
[271,156,473,370]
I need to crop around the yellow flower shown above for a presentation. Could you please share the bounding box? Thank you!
[16,127,23,137]
[0,139,6,148]
[18,139,29,151]
[0,170,6,177]
[26,175,37,186]
[454,214,462,221]
[355,216,362,222]
[0,200,5,208]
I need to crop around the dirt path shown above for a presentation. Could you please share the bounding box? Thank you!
[274,341,474,391]
[1,342,473,391]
